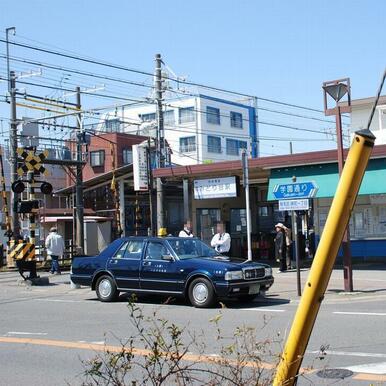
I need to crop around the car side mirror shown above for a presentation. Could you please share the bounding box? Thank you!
[162,254,174,261]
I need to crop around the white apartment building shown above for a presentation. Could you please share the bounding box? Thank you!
[350,95,386,145]
[100,94,258,166]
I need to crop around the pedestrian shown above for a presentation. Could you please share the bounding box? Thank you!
[283,225,293,269]
[45,227,65,275]
[274,223,287,272]
[179,220,194,238]
[211,222,231,255]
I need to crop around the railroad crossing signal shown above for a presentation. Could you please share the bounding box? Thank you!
[17,148,49,176]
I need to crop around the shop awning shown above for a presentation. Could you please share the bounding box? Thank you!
[267,158,386,200]
[41,216,111,223]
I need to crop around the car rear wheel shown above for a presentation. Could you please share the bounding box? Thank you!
[96,275,119,302]
[188,277,215,308]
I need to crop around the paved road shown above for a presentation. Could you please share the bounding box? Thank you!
[1,268,386,385]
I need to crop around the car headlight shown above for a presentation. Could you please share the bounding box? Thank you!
[265,267,272,277]
[225,270,243,280]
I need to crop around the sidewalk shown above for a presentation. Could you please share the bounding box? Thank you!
[269,264,386,303]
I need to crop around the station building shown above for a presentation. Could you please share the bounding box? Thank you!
[154,143,386,263]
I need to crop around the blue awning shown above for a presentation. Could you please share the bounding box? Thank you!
[267,158,386,200]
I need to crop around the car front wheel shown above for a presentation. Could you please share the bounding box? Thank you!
[96,275,119,302]
[188,277,216,308]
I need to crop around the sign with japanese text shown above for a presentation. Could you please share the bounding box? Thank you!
[194,177,238,199]
[133,144,148,191]
[278,199,309,211]
[273,181,318,200]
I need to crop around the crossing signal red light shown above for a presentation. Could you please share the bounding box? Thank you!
[11,180,25,194]
[40,182,53,195]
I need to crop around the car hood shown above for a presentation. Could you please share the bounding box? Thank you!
[186,256,268,270]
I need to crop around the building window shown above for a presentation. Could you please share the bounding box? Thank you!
[139,112,156,122]
[180,136,196,153]
[207,135,221,153]
[122,148,133,164]
[226,139,247,156]
[206,106,220,125]
[164,110,175,125]
[230,111,243,128]
[90,150,105,167]
[179,107,195,124]
[105,119,120,132]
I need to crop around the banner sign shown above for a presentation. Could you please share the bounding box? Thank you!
[133,145,148,191]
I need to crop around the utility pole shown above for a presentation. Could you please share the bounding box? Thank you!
[155,54,166,236]
[147,138,155,236]
[9,71,20,239]
[242,150,252,261]
[6,27,16,94]
[289,141,293,154]
[75,87,84,254]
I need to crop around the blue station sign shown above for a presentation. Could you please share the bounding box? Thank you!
[273,181,318,200]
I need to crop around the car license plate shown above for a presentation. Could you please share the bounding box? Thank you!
[248,284,260,295]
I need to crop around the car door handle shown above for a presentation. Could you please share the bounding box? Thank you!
[110,260,118,264]
[143,261,151,266]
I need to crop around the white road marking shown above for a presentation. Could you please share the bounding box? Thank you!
[333,311,386,316]
[238,308,285,313]
[7,331,48,336]
[34,298,86,303]
[343,361,386,375]
[90,341,105,345]
[308,350,386,359]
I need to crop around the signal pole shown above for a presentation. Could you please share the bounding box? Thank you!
[75,87,84,254]
[9,70,20,239]
[155,54,166,235]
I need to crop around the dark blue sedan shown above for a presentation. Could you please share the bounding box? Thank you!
[71,237,274,308]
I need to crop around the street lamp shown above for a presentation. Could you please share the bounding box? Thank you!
[322,78,353,292]
[5,27,16,93]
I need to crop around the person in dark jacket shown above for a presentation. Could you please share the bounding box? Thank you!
[274,223,287,272]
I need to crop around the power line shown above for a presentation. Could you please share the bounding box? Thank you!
[0,76,152,104]
[0,37,338,115]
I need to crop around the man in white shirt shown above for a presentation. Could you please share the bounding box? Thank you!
[211,222,231,254]
[45,227,65,275]
[179,220,194,238]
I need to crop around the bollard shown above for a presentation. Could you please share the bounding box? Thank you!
[273,129,375,386]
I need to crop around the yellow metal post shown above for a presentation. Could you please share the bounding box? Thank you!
[273,129,375,386]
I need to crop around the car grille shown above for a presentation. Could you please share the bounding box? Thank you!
[243,267,265,280]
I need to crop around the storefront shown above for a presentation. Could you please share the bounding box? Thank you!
[267,156,386,261]
[155,144,386,262]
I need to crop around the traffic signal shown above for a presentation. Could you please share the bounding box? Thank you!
[40,182,53,195]
[17,200,39,213]
[11,180,25,194]
[10,180,53,195]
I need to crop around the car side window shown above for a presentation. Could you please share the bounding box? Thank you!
[114,241,129,259]
[113,240,143,260]
[145,241,169,260]
[124,240,143,260]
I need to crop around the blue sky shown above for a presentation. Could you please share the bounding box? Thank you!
[1,0,384,105]
[0,0,385,154]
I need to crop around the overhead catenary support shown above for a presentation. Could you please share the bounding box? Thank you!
[75,87,84,254]
[155,53,166,236]
[9,71,20,239]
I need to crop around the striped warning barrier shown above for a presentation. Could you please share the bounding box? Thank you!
[7,240,35,262]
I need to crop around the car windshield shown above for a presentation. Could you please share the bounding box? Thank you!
[167,239,220,260]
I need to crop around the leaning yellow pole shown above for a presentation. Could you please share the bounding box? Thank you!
[273,129,375,386]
